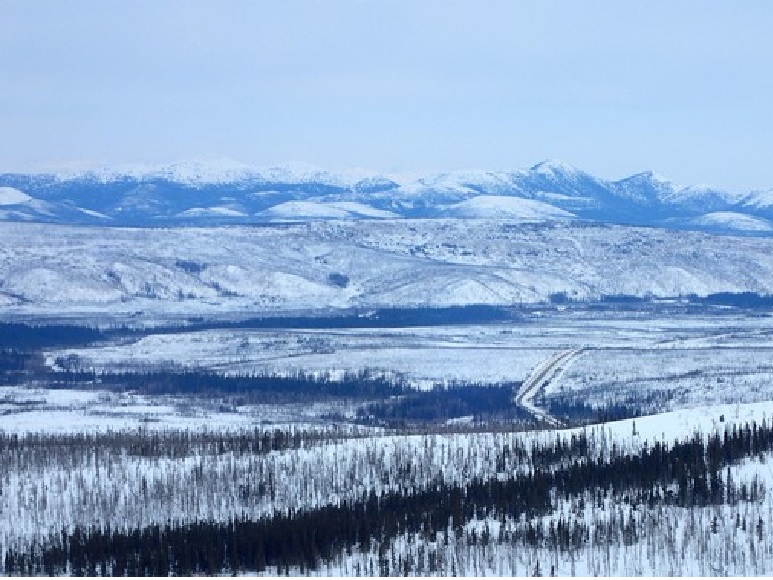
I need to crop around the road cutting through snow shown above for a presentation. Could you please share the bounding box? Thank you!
[515,348,585,427]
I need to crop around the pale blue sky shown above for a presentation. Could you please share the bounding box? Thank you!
[1,1,772,192]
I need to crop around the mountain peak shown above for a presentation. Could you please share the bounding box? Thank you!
[530,159,581,175]
[629,170,675,185]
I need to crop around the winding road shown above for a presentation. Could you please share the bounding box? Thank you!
[515,349,585,427]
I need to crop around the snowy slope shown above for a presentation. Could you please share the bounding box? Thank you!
[178,206,248,218]
[687,211,773,233]
[0,187,33,205]
[259,201,398,220]
[397,170,520,200]
[442,195,574,220]
[0,186,57,221]
[328,201,399,218]
[2,220,773,317]
[611,171,740,212]
[3,393,773,577]
[738,188,773,220]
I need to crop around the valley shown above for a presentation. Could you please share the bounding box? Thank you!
[2,217,773,576]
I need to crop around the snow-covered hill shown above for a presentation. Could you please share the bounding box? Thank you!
[0,186,58,221]
[739,188,773,214]
[442,196,574,220]
[258,201,398,221]
[0,187,33,205]
[685,211,773,233]
[0,159,769,233]
[2,219,773,318]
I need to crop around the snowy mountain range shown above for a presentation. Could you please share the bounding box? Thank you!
[1,159,772,234]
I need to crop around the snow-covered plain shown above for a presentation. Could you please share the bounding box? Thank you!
[0,386,310,434]
[48,325,553,386]
[47,311,773,415]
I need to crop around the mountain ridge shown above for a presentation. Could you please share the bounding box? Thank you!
[0,159,769,234]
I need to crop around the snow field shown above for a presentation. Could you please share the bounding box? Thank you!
[551,347,773,413]
[47,312,773,413]
[0,385,374,434]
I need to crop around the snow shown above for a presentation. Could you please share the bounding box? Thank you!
[155,158,258,184]
[325,201,398,219]
[49,325,551,386]
[46,158,383,188]
[550,345,773,414]
[741,188,773,209]
[3,340,773,577]
[595,400,773,446]
[260,201,351,219]
[45,311,773,421]
[443,195,574,220]
[258,201,397,220]
[392,169,512,199]
[690,211,773,232]
[4,159,773,235]
[665,185,743,206]
[530,159,581,176]
[0,209,36,221]
[4,159,773,575]
[2,220,773,317]
[52,158,260,185]
[177,206,248,218]
[0,186,32,205]
[75,206,112,219]
[0,385,264,434]
[2,392,773,568]
[0,187,56,218]
[255,162,358,187]
[640,170,676,186]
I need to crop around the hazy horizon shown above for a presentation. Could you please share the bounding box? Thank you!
[2,1,772,193]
